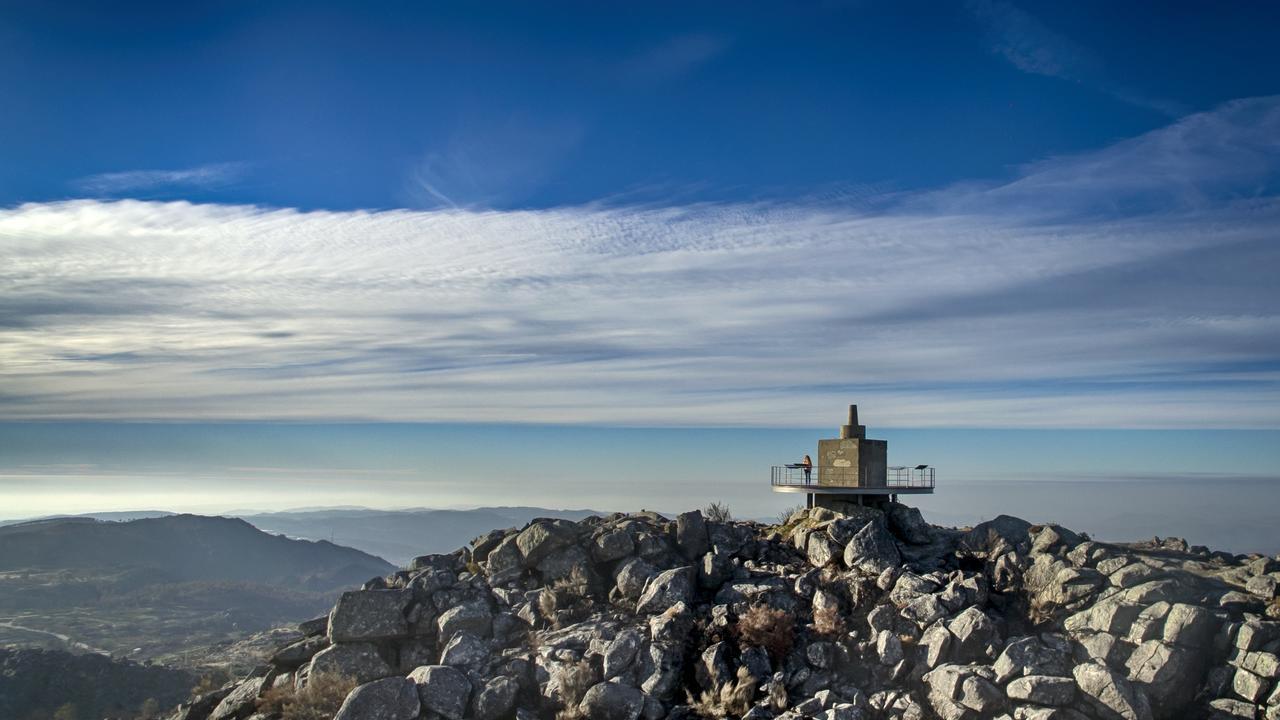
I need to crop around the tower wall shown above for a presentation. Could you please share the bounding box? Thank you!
[816,437,887,487]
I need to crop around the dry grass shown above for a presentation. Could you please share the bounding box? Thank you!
[813,603,844,637]
[689,666,757,718]
[256,672,357,720]
[540,565,594,629]
[775,504,806,526]
[553,659,597,720]
[736,604,795,661]
[189,671,231,699]
[703,502,732,523]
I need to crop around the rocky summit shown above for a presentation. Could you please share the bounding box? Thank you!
[171,503,1280,720]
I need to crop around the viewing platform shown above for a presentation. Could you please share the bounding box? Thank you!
[770,404,935,511]
[770,465,936,494]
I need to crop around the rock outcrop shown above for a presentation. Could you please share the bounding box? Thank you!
[171,502,1280,720]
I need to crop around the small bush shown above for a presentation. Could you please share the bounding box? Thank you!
[703,502,732,523]
[553,659,597,720]
[736,604,795,660]
[776,504,805,526]
[539,565,594,630]
[189,671,231,699]
[257,672,356,720]
[813,603,844,637]
[689,666,757,718]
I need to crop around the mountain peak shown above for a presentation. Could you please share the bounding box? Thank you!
[180,503,1280,720]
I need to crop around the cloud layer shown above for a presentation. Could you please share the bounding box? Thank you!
[4,98,1279,428]
[74,162,248,195]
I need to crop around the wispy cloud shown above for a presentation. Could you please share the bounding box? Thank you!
[966,0,1186,117]
[4,97,1279,429]
[621,33,730,83]
[407,116,584,209]
[74,162,248,195]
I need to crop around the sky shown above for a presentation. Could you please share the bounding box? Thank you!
[2,2,1279,534]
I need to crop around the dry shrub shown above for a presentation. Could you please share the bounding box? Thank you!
[553,659,597,720]
[775,504,806,526]
[813,603,844,637]
[703,502,732,523]
[257,672,357,720]
[689,666,757,718]
[189,671,231,699]
[736,604,795,660]
[540,565,594,629]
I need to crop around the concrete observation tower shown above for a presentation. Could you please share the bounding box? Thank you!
[771,404,935,513]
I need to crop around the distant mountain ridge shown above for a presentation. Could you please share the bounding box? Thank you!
[0,513,394,591]
[236,505,611,565]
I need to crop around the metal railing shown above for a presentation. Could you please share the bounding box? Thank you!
[771,465,935,489]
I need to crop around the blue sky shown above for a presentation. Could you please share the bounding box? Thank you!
[1,2,1279,522]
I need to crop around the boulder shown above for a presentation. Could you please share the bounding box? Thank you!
[604,629,642,679]
[615,557,657,600]
[1031,524,1082,555]
[333,677,420,720]
[269,637,328,668]
[994,635,1071,683]
[1110,563,1164,589]
[308,643,396,684]
[963,515,1032,554]
[947,607,997,660]
[410,553,460,573]
[808,532,837,568]
[1124,640,1201,711]
[740,649,771,688]
[649,600,693,645]
[537,543,593,585]
[1123,602,1171,644]
[636,566,694,614]
[1072,662,1153,720]
[889,572,940,606]
[919,623,953,669]
[439,632,490,669]
[436,601,493,641]
[887,503,933,545]
[676,510,709,559]
[516,521,574,568]
[1230,666,1267,703]
[1038,567,1105,608]
[699,641,733,686]
[844,519,901,574]
[807,640,836,670]
[328,590,411,642]
[876,629,903,665]
[208,676,267,720]
[1083,599,1143,635]
[1234,619,1280,652]
[1208,698,1260,718]
[902,593,946,628]
[1161,603,1215,647]
[1246,573,1278,599]
[592,529,635,563]
[408,665,472,720]
[298,615,328,637]
[1238,650,1280,678]
[470,529,507,562]
[699,550,731,590]
[578,681,645,720]
[641,641,684,698]
[485,534,524,584]
[472,676,519,720]
[959,674,1004,714]
[1006,675,1076,706]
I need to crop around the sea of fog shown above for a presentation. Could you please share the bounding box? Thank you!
[909,475,1280,556]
